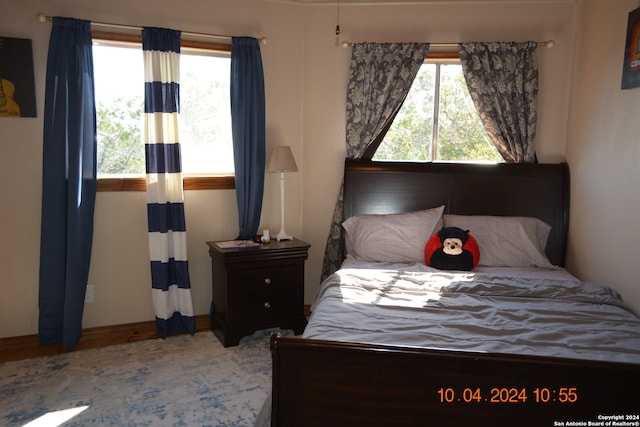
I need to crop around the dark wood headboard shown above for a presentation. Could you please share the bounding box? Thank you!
[343,160,570,267]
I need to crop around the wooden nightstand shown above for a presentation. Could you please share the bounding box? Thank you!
[206,238,310,347]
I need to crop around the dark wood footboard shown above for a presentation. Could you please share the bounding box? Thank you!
[270,334,640,427]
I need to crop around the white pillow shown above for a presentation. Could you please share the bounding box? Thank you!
[443,214,553,268]
[343,206,445,263]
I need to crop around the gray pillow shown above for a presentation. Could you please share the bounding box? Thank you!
[343,206,445,263]
[443,214,553,268]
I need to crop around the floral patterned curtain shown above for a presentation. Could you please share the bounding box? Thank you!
[320,43,429,280]
[458,42,539,163]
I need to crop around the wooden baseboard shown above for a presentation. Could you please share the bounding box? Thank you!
[0,315,212,363]
[1,305,312,363]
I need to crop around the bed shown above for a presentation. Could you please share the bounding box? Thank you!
[264,160,640,426]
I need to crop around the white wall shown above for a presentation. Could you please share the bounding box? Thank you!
[565,0,640,314]
[1,0,592,339]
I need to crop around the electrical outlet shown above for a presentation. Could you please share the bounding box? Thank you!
[85,285,94,303]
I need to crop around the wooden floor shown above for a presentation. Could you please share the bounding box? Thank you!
[0,315,212,363]
[1,306,312,363]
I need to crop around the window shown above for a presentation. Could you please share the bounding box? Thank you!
[92,32,235,191]
[373,54,502,163]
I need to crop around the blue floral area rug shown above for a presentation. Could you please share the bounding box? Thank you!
[0,328,288,427]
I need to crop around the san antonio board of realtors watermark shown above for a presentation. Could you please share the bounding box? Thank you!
[554,414,639,426]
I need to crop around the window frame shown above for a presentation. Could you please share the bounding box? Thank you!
[92,31,235,192]
[373,49,499,164]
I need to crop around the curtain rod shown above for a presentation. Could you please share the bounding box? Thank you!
[338,40,555,49]
[36,13,268,45]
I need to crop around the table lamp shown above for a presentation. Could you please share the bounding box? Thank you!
[267,146,298,241]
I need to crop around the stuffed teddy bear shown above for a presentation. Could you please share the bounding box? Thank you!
[424,226,480,271]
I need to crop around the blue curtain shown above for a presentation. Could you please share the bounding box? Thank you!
[231,37,266,239]
[142,27,195,338]
[39,17,97,349]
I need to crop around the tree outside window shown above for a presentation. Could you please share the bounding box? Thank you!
[374,62,502,163]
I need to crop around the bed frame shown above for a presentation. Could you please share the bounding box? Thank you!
[269,160,640,426]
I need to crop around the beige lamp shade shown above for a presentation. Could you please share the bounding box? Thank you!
[267,146,298,173]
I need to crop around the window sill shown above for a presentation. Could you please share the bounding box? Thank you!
[97,176,235,192]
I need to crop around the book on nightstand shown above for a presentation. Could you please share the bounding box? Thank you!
[215,240,261,249]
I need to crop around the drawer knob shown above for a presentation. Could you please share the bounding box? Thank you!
[264,277,272,285]
[264,301,271,309]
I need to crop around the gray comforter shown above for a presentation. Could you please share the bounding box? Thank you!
[254,262,640,426]
[302,261,640,364]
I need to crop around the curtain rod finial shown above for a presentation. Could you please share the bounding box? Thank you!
[37,12,49,23]
[260,37,268,45]
[546,40,555,49]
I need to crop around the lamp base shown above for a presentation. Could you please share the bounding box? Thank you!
[275,232,293,241]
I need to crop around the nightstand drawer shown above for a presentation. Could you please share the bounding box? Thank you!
[235,265,299,292]
[235,292,298,320]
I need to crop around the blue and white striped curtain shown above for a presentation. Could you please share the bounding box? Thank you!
[142,27,195,338]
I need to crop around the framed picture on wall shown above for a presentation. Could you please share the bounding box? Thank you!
[0,37,37,117]
[621,7,640,89]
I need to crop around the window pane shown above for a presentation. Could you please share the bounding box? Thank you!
[373,61,502,163]
[437,65,501,162]
[93,43,234,178]
[94,44,144,176]
[374,64,436,161]
[180,53,234,175]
